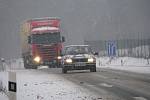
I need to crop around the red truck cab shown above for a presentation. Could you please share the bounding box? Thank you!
[21,18,65,69]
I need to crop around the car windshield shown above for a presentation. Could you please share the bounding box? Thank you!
[65,46,92,55]
[31,32,61,44]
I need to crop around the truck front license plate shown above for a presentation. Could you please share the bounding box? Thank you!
[75,63,86,66]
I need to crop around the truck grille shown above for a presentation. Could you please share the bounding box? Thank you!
[37,45,57,60]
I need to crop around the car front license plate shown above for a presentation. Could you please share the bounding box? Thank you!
[75,63,86,66]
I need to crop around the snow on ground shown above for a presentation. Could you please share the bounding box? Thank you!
[17,70,101,100]
[0,58,23,100]
[0,92,8,100]
[0,72,8,90]
[0,72,8,100]
[97,57,150,74]
[0,69,102,100]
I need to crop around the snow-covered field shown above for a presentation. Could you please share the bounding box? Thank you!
[96,57,150,74]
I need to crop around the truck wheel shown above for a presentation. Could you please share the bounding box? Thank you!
[23,59,30,69]
[32,65,38,69]
[24,58,37,69]
[62,68,67,73]
[90,66,96,72]
[24,64,29,69]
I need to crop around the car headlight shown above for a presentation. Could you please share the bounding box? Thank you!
[34,56,41,63]
[88,58,94,63]
[65,58,72,63]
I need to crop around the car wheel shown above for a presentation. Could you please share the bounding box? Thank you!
[62,68,67,73]
[90,66,96,72]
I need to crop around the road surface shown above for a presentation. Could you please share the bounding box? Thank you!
[21,68,150,100]
[4,67,150,100]
[61,68,150,100]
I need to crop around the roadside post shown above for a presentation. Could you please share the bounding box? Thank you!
[0,58,5,71]
[8,71,17,100]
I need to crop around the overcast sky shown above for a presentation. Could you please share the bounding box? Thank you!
[0,0,150,59]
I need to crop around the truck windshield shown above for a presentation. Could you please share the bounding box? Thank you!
[31,32,61,44]
[65,46,92,55]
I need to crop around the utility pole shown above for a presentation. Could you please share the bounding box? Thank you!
[148,39,150,58]
[138,32,140,58]
[140,33,143,58]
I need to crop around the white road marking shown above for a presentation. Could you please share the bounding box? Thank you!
[99,83,113,88]
[133,97,147,100]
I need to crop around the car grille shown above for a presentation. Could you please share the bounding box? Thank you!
[73,58,88,62]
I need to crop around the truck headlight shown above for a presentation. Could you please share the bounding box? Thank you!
[88,58,94,63]
[57,56,62,60]
[34,56,41,63]
[65,58,72,63]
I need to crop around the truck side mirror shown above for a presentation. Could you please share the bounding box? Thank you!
[62,36,65,42]
[28,36,31,44]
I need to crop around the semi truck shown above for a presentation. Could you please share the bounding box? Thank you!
[20,17,65,69]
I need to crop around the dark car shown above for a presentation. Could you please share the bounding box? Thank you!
[61,45,96,73]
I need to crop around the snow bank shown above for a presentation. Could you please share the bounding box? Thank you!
[97,57,150,74]
[6,58,24,70]
[0,71,8,100]
[97,57,150,66]
[0,72,8,91]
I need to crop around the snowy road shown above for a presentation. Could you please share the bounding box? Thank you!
[16,68,102,100]
[1,67,150,100]
[16,68,150,100]
[62,68,150,100]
